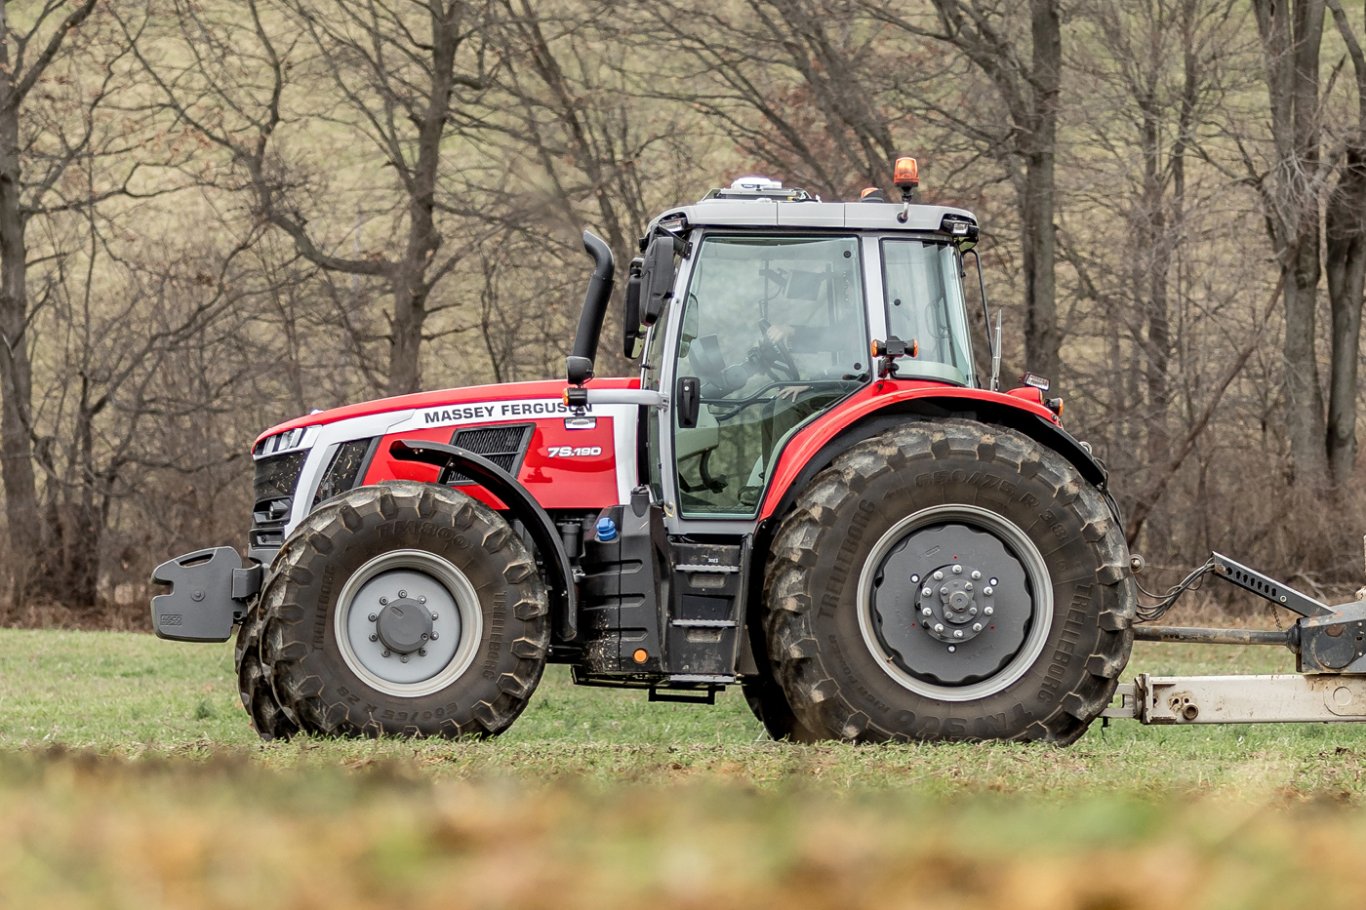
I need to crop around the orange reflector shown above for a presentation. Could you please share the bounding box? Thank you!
[894,156,920,188]
[910,339,919,357]
[632,648,649,664]
[859,186,879,199]
[562,390,571,406]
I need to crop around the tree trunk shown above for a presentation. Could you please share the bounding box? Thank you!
[1021,0,1062,383]
[1254,0,1329,488]
[1325,0,1366,487]
[0,54,41,604]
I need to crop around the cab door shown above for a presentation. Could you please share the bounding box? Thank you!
[667,234,870,520]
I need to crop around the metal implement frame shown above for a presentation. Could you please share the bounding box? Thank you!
[1104,674,1366,724]
[1110,551,1366,725]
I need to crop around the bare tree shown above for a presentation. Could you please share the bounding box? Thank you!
[0,1,176,603]
[1325,0,1366,486]
[136,0,501,397]
[869,0,1066,382]
[1248,0,1330,487]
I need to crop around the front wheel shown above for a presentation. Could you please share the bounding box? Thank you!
[763,419,1135,744]
[255,481,549,738]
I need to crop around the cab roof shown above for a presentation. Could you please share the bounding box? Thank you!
[644,199,978,239]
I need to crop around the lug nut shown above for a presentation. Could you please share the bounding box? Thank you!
[933,570,944,581]
[969,606,978,616]
[369,633,378,642]
[419,596,427,604]
[940,586,949,596]
[418,648,427,657]
[921,607,932,617]
[971,570,982,580]
[430,631,439,640]
[972,623,983,632]
[933,623,944,633]
[381,649,391,658]
[983,586,993,596]
[400,655,408,663]
[420,632,429,641]
[922,587,933,597]
[368,613,378,622]
[379,597,388,606]
[398,590,407,599]
[431,611,439,621]
[952,565,963,575]
[965,582,973,591]
[984,606,994,616]
[953,629,964,639]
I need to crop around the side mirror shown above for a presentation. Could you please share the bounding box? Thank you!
[623,257,644,359]
[640,234,677,327]
[676,376,701,428]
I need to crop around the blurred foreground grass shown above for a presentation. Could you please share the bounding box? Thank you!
[5,628,1366,908]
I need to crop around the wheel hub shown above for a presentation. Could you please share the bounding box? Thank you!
[870,522,1033,687]
[374,597,434,655]
[916,563,997,643]
[334,552,478,694]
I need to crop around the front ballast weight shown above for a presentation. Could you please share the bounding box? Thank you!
[1105,551,1366,725]
[150,547,262,642]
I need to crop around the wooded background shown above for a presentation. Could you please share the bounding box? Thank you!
[1,0,1364,620]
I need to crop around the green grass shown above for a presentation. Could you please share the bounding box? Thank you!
[2,627,1359,796]
[7,628,1366,908]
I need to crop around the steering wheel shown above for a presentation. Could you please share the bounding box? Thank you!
[753,320,800,380]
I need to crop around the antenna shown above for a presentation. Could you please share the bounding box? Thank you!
[991,312,1002,392]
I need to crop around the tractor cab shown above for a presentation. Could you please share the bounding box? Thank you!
[573,166,990,527]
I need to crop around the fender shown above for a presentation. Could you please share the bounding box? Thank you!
[759,382,1110,523]
[390,439,579,640]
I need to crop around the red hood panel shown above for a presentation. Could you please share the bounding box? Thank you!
[254,377,640,447]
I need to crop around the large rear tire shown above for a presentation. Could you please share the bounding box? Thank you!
[763,419,1134,744]
[256,480,549,738]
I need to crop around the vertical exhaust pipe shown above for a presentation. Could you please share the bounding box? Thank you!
[566,231,616,387]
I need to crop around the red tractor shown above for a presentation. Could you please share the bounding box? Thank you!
[161,164,1350,743]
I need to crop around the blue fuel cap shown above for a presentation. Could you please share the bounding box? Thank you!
[595,516,618,543]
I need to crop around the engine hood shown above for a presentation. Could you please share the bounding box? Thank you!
[253,376,640,450]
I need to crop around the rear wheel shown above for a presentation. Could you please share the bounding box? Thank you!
[256,481,549,738]
[763,419,1134,744]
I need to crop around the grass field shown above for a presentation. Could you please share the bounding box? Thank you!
[6,628,1366,908]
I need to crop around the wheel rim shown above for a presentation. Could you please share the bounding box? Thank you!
[856,504,1053,702]
[333,549,484,698]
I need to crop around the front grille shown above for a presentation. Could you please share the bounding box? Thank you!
[312,438,375,506]
[449,424,532,484]
[251,450,306,548]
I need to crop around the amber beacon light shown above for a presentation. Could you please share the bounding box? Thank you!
[893,157,920,199]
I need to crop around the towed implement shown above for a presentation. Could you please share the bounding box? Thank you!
[151,163,1356,743]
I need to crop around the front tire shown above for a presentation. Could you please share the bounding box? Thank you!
[257,481,549,738]
[763,419,1135,744]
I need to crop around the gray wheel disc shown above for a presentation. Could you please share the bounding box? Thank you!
[333,548,484,698]
[856,504,1053,702]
